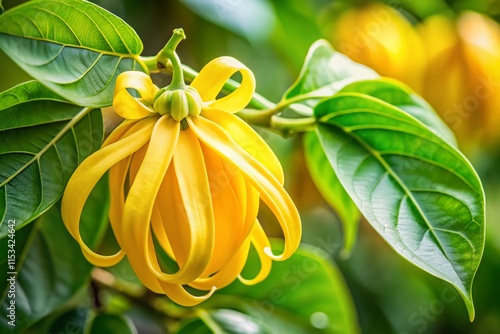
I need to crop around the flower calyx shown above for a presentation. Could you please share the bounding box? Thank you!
[153,86,202,121]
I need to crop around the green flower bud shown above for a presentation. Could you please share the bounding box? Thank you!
[153,86,202,121]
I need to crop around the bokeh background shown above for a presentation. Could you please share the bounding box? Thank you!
[2,0,500,333]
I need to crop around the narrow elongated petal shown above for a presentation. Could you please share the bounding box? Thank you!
[108,156,132,247]
[190,238,251,290]
[120,116,179,290]
[144,229,217,306]
[113,71,159,119]
[128,143,148,185]
[241,178,260,240]
[165,129,215,281]
[239,220,272,285]
[158,282,216,307]
[61,117,158,267]
[200,143,245,275]
[203,109,284,184]
[141,129,215,284]
[188,116,301,260]
[190,56,255,113]
[157,164,190,266]
[103,119,140,147]
[151,202,175,258]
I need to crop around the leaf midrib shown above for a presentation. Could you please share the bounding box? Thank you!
[0,107,94,189]
[320,106,476,190]
[0,32,143,60]
[320,121,466,282]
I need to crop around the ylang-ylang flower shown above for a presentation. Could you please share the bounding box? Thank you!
[61,30,301,306]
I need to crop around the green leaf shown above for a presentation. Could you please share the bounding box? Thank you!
[304,132,360,257]
[0,81,103,234]
[215,240,359,333]
[0,0,146,107]
[314,93,485,320]
[0,175,110,333]
[282,39,379,115]
[176,309,271,334]
[89,313,137,334]
[338,78,457,146]
[46,308,92,334]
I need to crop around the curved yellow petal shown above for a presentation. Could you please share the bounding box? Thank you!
[159,129,216,282]
[190,238,251,290]
[239,220,272,285]
[108,156,132,247]
[128,143,148,185]
[191,56,255,113]
[187,116,301,261]
[113,71,159,119]
[61,117,157,267]
[158,282,217,307]
[144,226,216,304]
[103,119,140,147]
[157,164,190,266]
[203,109,284,184]
[151,201,175,259]
[120,116,179,290]
[199,143,245,275]
[243,179,260,236]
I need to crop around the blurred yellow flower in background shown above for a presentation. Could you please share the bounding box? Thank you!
[330,2,500,149]
[331,2,426,93]
[61,55,301,306]
[419,11,500,148]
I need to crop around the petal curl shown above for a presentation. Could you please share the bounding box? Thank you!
[191,56,255,113]
[113,71,159,119]
[203,109,284,184]
[187,116,301,261]
[144,227,217,306]
[190,238,251,290]
[61,117,157,267]
[159,283,216,307]
[239,220,272,285]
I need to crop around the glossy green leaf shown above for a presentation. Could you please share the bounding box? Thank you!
[339,78,457,146]
[215,240,359,333]
[89,313,137,334]
[0,81,103,234]
[0,0,146,107]
[304,132,360,257]
[176,309,271,334]
[0,175,109,333]
[314,93,485,320]
[281,39,379,115]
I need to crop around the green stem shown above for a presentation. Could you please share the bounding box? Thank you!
[138,32,321,135]
[140,56,157,73]
[271,115,317,134]
[139,56,276,111]
[157,28,186,89]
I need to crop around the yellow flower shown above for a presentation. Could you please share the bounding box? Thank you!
[331,3,426,93]
[418,11,500,147]
[61,56,301,306]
